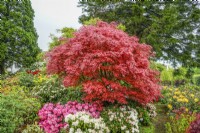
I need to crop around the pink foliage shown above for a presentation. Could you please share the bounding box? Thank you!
[46,21,161,105]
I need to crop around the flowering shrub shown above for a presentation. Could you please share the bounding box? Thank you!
[32,74,83,103]
[33,74,48,85]
[65,112,109,133]
[161,86,200,112]
[146,103,157,117]
[18,71,35,88]
[46,21,160,105]
[38,101,101,133]
[33,75,73,103]
[187,114,200,133]
[165,108,196,133]
[137,107,151,126]
[22,122,44,133]
[101,106,139,132]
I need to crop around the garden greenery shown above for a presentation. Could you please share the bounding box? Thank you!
[0,92,41,133]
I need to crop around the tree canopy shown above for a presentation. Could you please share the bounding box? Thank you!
[46,21,160,105]
[0,0,41,74]
[78,1,200,67]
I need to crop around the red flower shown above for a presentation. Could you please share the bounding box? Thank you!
[26,69,40,75]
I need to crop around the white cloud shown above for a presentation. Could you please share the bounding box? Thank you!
[31,0,82,51]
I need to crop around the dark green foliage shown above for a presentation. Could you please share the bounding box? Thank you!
[173,67,188,86]
[59,86,83,104]
[0,92,41,133]
[185,68,195,79]
[78,1,200,67]
[0,0,41,74]
[18,71,35,88]
[194,75,200,86]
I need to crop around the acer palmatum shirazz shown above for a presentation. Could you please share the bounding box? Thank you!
[46,21,161,105]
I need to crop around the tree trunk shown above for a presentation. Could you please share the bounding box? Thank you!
[0,62,5,75]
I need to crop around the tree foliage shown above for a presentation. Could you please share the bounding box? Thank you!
[78,1,200,67]
[0,0,41,74]
[49,27,76,50]
[46,21,160,105]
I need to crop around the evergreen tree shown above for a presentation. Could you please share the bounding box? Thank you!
[0,0,41,74]
[78,1,200,67]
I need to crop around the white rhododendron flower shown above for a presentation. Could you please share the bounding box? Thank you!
[65,111,110,133]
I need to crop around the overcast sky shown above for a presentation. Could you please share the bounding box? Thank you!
[31,0,82,51]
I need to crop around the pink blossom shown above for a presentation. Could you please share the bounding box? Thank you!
[38,101,102,133]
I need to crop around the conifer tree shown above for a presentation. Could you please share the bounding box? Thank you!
[0,0,41,74]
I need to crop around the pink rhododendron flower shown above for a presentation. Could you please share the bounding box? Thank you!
[38,101,102,133]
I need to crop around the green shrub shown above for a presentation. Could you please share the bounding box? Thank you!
[193,75,200,86]
[137,108,151,126]
[185,68,195,80]
[173,67,187,77]
[193,67,200,74]
[160,69,173,85]
[32,75,83,103]
[18,71,35,88]
[0,92,41,133]
[150,61,166,72]
[165,112,196,133]
[173,67,188,86]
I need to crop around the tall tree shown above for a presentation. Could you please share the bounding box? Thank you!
[0,0,41,74]
[78,1,200,67]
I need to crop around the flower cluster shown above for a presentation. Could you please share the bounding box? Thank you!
[38,103,65,133]
[22,122,44,133]
[165,110,196,133]
[188,114,200,133]
[26,69,40,75]
[38,101,101,133]
[65,112,110,133]
[33,74,48,85]
[161,86,200,112]
[102,106,139,133]
[62,101,102,118]
[146,103,157,117]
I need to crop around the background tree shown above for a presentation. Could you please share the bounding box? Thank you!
[78,1,200,67]
[0,0,41,74]
[49,27,76,50]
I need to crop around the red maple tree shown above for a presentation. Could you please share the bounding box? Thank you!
[46,21,161,105]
